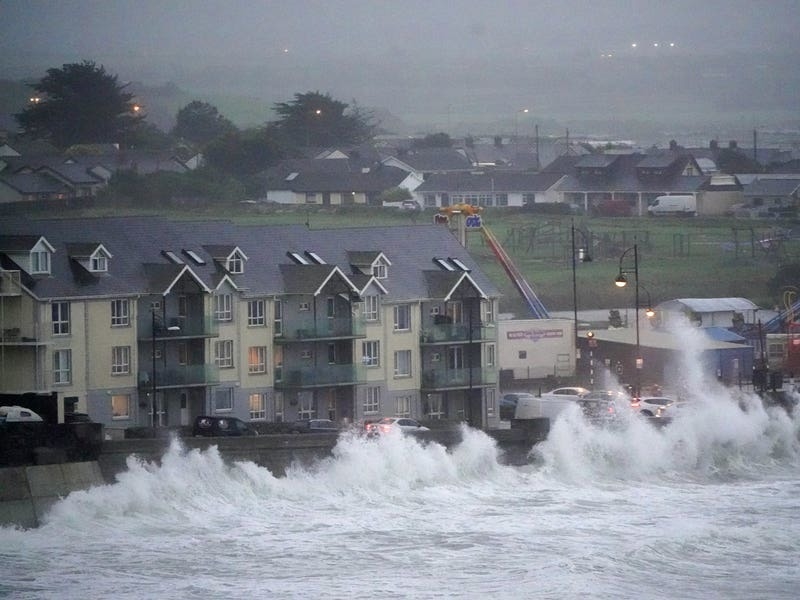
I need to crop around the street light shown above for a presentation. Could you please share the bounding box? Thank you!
[613,240,641,397]
[306,108,322,146]
[151,305,180,429]
[571,220,592,381]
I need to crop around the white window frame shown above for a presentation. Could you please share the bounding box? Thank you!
[395,395,412,417]
[214,388,233,412]
[486,343,496,367]
[393,304,410,331]
[394,349,412,377]
[90,253,108,272]
[53,349,72,384]
[248,346,267,374]
[373,262,387,279]
[111,346,131,375]
[214,293,232,321]
[364,295,379,321]
[228,252,244,274]
[249,393,267,420]
[111,299,129,327]
[274,299,283,336]
[364,386,380,415]
[362,340,380,367]
[52,302,70,336]
[215,340,234,368]
[247,299,266,326]
[31,249,50,274]
[486,388,496,417]
[273,392,285,422]
[298,394,316,419]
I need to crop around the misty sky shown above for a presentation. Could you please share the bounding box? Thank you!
[3,0,798,68]
[2,0,799,138]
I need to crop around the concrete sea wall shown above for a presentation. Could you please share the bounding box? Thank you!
[1,421,549,529]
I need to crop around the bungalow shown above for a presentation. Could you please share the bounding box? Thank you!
[261,158,419,205]
[413,171,564,208]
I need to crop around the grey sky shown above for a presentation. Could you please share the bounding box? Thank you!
[2,0,797,66]
[1,0,798,137]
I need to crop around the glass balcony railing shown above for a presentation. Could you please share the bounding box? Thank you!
[420,324,496,344]
[141,316,219,340]
[138,364,220,389]
[421,367,498,390]
[276,316,366,342]
[275,363,366,388]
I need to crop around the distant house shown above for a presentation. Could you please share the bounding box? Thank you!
[413,171,564,208]
[547,151,708,216]
[382,147,474,179]
[261,158,419,205]
[0,172,71,204]
[735,176,800,219]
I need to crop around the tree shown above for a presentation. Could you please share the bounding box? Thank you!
[203,127,283,177]
[172,101,236,146]
[272,91,375,148]
[412,132,452,148]
[15,61,144,148]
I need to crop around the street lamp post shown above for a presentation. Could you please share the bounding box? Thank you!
[614,240,641,397]
[571,220,592,382]
[514,108,529,141]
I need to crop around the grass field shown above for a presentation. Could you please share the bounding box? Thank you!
[34,203,799,316]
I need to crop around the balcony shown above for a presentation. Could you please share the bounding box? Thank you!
[139,317,219,340]
[420,324,496,345]
[275,363,366,389]
[276,316,366,343]
[421,367,498,390]
[0,327,47,346]
[138,364,220,389]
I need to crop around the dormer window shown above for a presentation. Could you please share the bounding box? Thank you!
[373,259,388,279]
[227,251,244,274]
[90,254,107,272]
[31,249,50,274]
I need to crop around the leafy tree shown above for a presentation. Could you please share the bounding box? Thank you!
[15,61,144,148]
[377,187,412,204]
[203,128,283,177]
[172,100,236,146]
[412,132,452,148]
[272,91,375,148]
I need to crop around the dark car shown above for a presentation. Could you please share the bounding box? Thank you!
[500,392,535,420]
[192,416,258,437]
[290,418,339,433]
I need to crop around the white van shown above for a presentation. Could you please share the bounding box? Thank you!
[647,195,696,216]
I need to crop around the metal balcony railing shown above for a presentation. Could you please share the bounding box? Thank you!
[140,316,219,340]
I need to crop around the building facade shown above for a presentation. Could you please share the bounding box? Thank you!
[0,218,502,434]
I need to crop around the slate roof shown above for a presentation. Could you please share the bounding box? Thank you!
[415,171,563,193]
[0,217,501,304]
[263,159,408,193]
[387,148,473,172]
[742,177,800,197]
[0,172,69,194]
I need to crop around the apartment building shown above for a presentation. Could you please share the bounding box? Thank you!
[0,217,501,433]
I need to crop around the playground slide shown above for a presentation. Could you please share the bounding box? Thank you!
[482,225,550,319]
[763,298,800,333]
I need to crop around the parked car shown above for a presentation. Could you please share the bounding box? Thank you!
[514,387,590,420]
[500,392,535,420]
[370,417,429,435]
[578,390,630,420]
[290,418,340,433]
[192,416,258,437]
[637,396,679,418]
[0,405,44,423]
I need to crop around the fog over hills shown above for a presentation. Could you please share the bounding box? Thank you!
[2,0,798,146]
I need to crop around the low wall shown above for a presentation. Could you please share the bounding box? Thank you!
[1,420,549,529]
[0,461,105,529]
